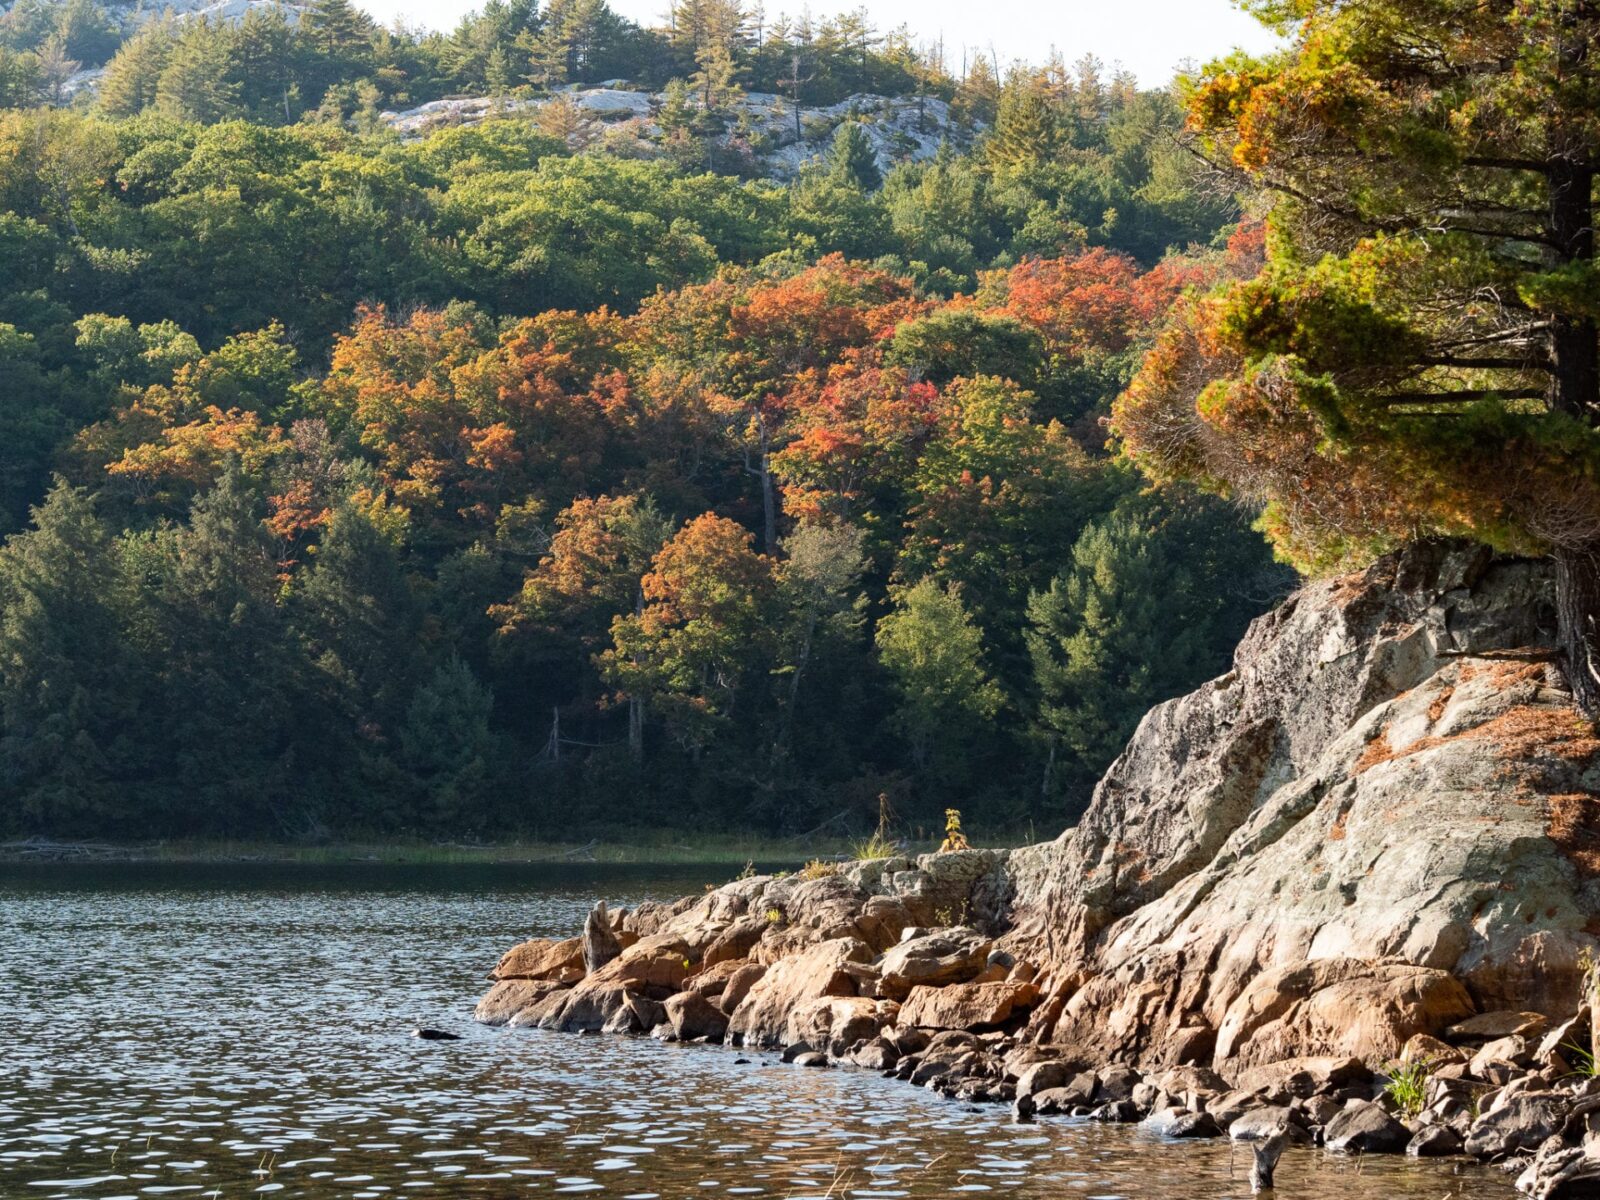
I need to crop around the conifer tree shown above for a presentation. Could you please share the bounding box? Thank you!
[1117,0,1600,715]
[155,19,241,124]
[0,480,139,832]
[828,119,881,191]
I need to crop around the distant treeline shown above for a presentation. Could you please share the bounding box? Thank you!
[0,2,1291,841]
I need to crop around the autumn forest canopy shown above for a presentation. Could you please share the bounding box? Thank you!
[5,0,1596,843]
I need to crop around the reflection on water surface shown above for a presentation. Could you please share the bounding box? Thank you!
[1,863,1508,1198]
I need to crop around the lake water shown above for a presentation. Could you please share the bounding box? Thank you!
[1,862,1512,1199]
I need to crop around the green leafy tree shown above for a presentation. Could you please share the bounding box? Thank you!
[874,577,1003,773]
[773,520,867,759]
[601,513,776,753]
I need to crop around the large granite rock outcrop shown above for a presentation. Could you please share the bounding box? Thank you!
[1000,541,1600,1074]
[479,540,1600,1098]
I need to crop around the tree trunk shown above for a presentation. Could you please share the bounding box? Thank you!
[760,450,777,554]
[1556,544,1600,716]
[1546,158,1600,717]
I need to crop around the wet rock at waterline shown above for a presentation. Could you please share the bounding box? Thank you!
[476,541,1600,1193]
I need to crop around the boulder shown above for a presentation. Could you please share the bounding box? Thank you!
[1447,1011,1550,1042]
[1032,1071,1098,1113]
[878,929,992,999]
[664,990,730,1041]
[728,937,872,1048]
[788,996,892,1051]
[1015,1060,1074,1101]
[1537,1011,1592,1070]
[1097,1064,1143,1103]
[1000,544,1598,1069]
[1229,1107,1312,1146]
[685,958,746,999]
[718,962,768,1015]
[1214,962,1475,1073]
[1472,1035,1535,1078]
[1152,1065,1229,1101]
[1168,1111,1224,1138]
[490,936,584,983]
[1323,1102,1412,1154]
[508,986,573,1029]
[851,1036,899,1070]
[624,991,667,1031]
[1400,1032,1466,1065]
[587,932,693,991]
[541,981,632,1031]
[1088,1099,1141,1122]
[1231,1056,1372,1100]
[474,978,567,1026]
[899,981,1033,1031]
[1407,1125,1465,1157]
[1465,1092,1572,1160]
[702,917,767,967]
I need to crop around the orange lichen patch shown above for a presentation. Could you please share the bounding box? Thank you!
[1427,685,1455,724]
[1354,727,1395,774]
[1391,705,1600,768]
[1328,815,1347,841]
[1483,658,1552,689]
[1329,570,1375,608]
[1549,793,1600,878]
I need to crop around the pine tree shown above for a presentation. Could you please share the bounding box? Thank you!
[98,22,173,117]
[985,69,1064,173]
[155,19,241,124]
[400,657,496,830]
[154,468,291,827]
[1026,511,1182,777]
[0,480,140,833]
[303,0,371,60]
[234,6,296,121]
[293,503,421,749]
[1119,0,1600,715]
[828,119,881,190]
[535,92,600,149]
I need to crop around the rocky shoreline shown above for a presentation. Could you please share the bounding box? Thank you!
[475,542,1600,1196]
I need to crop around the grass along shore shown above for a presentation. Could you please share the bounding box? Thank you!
[0,829,1037,866]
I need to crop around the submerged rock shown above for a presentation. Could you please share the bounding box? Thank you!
[1323,1101,1411,1154]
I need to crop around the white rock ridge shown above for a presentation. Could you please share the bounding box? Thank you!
[380,87,974,178]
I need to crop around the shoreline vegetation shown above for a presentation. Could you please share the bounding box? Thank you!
[0,831,1026,866]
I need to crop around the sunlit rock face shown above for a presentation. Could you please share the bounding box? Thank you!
[379,88,975,178]
[480,540,1600,1079]
[1001,540,1600,1072]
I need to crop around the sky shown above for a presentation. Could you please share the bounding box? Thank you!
[352,0,1283,87]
